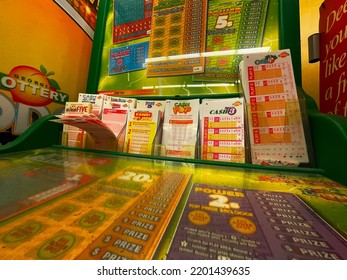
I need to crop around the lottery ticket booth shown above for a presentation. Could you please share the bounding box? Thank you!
[0,0,347,260]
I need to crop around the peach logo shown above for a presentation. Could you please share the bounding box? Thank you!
[1,65,68,106]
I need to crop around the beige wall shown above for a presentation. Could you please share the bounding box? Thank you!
[300,0,322,107]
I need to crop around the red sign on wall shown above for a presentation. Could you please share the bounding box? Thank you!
[319,0,347,117]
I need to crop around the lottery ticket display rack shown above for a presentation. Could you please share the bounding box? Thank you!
[87,0,347,185]
[0,0,347,260]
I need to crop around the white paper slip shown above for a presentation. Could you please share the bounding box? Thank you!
[200,98,245,163]
[62,102,93,148]
[54,113,117,150]
[162,99,200,159]
[101,108,128,137]
[241,49,309,166]
[124,109,161,155]
[78,93,105,118]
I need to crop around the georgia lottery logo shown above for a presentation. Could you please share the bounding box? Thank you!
[1,65,68,106]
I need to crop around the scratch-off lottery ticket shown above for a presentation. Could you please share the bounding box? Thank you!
[166,183,347,260]
[113,0,153,43]
[194,0,269,83]
[77,170,192,260]
[146,0,208,77]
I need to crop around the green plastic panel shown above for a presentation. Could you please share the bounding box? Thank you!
[0,115,62,154]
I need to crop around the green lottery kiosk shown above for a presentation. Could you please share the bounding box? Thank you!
[0,0,347,260]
